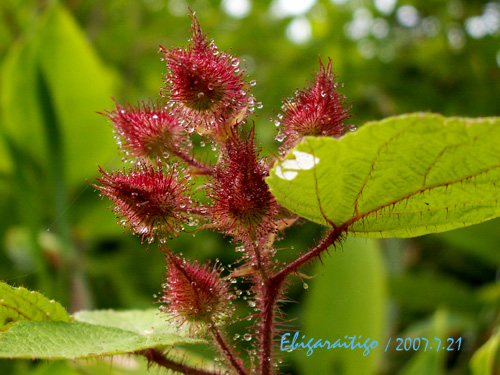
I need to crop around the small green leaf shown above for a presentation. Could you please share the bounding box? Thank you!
[0,281,70,331]
[0,309,202,360]
[267,113,500,238]
[470,328,500,375]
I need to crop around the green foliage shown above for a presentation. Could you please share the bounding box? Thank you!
[0,282,70,331]
[0,3,116,188]
[268,113,500,237]
[0,1,499,374]
[0,281,201,360]
[0,320,200,360]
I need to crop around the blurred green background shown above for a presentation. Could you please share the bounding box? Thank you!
[1,0,500,374]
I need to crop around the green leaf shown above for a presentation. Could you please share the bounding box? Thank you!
[36,4,116,186]
[293,236,386,375]
[267,113,500,238]
[0,3,116,188]
[74,309,177,336]
[397,309,448,375]
[0,281,71,331]
[470,328,500,375]
[0,309,202,360]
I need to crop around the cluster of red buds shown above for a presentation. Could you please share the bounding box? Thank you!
[93,11,352,375]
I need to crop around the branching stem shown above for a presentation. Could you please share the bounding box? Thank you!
[258,225,346,375]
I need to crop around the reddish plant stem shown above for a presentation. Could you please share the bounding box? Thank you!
[258,225,346,375]
[208,321,248,375]
[172,147,216,176]
[138,348,219,375]
[274,225,345,283]
[258,281,279,375]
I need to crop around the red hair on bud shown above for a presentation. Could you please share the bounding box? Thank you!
[277,58,353,153]
[160,254,234,332]
[92,165,192,243]
[104,101,189,161]
[208,128,280,244]
[159,12,254,132]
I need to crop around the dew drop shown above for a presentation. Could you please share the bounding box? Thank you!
[243,333,252,341]
[303,283,309,290]
[233,334,241,340]
[275,132,285,142]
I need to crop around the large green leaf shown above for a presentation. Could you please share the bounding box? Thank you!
[74,309,178,336]
[293,236,386,375]
[267,113,500,238]
[0,309,202,360]
[0,282,71,331]
[0,3,116,188]
[36,4,116,186]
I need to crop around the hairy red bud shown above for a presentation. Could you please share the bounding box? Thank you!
[92,165,192,243]
[160,255,234,332]
[159,13,253,131]
[277,58,353,153]
[209,129,280,244]
[104,101,188,161]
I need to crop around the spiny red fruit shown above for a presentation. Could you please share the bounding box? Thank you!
[277,58,353,153]
[159,13,253,132]
[161,254,234,331]
[104,101,188,161]
[209,129,280,244]
[93,165,192,243]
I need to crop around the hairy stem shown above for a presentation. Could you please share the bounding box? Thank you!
[208,321,248,375]
[274,225,345,283]
[258,281,279,375]
[138,348,219,375]
[258,225,346,375]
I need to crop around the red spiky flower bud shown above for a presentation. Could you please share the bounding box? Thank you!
[159,12,254,132]
[104,101,189,161]
[92,165,192,243]
[160,254,234,332]
[208,129,280,244]
[277,58,353,153]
